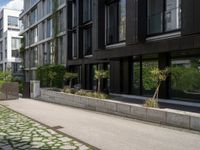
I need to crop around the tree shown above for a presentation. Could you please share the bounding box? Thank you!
[94,70,109,93]
[48,71,57,87]
[64,72,78,88]
[145,68,170,107]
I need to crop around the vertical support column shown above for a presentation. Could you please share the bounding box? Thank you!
[121,57,132,94]
[110,60,121,93]
[93,0,105,50]
[81,64,86,89]
[159,53,170,99]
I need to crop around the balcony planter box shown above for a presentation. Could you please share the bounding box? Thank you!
[39,88,200,132]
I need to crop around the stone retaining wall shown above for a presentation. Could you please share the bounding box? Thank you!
[39,89,200,132]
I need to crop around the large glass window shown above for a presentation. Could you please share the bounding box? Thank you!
[43,44,48,64]
[8,16,19,27]
[11,38,21,50]
[132,56,158,97]
[47,0,53,14]
[106,0,126,45]
[31,27,38,43]
[72,0,77,27]
[171,57,200,101]
[133,62,141,95]
[47,41,55,64]
[83,27,92,56]
[30,47,38,67]
[147,0,181,35]
[142,60,158,96]
[47,19,53,37]
[72,31,77,59]
[83,0,92,22]
[12,63,21,73]
[30,8,37,25]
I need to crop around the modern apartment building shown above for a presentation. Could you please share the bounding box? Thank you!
[21,0,200,103]
[20,0,66,81]
[0,8,22,77]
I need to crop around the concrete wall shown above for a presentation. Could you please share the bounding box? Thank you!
[39,89,200,132]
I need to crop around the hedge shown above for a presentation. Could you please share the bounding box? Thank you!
[36,65,65,88]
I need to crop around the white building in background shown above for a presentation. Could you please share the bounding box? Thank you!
[0,8,22,77]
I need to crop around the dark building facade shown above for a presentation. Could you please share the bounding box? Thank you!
[67,0,200,103]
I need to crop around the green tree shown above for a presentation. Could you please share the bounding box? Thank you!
[64,72,78,88]
[145,68,170,107]
[94,70,109,93]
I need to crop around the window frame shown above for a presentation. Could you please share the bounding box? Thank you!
[105,0,126,46]
[147,0,181,36]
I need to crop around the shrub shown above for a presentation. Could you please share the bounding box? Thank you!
[63,86,77,94]
[75,90,88,96]
[12,77,24,94]
[144,98,158,108]
[36,65,65,88]
[63,88,109,99]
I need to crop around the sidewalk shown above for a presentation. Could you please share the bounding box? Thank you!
[1,99,200,150]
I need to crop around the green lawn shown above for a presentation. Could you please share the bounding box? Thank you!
[0,105,93,150]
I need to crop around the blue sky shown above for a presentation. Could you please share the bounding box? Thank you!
[0,0,9,7]
[0,0,23,10]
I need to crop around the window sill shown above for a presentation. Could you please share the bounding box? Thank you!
[146,31,181,42]
[106,42,126,49]
[84,55,93,58]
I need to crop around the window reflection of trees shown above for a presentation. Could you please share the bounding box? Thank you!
[171,57,200,100]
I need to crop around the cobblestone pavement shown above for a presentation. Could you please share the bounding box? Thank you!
[0,105,93,150]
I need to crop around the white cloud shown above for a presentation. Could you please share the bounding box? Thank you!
[1,0,24,11]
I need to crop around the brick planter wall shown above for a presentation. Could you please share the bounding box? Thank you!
[39,89,200,132]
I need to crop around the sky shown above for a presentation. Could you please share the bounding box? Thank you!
[0,0,23,11]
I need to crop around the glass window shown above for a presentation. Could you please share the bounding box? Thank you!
[72,0,77,27]
[83,27,92,56]
[31,0,37,5]
[58,9,65,32]
[31,27,38,43]
[31,47,38,67]
[147,0,181,35]
[59,37,65,64]
[142,60,158,96]
[72,31,77,59]
[59,0,65,6]
[165,0,181,32]
[12,63,21,73]
[8,16,19,27]
[47,41,55,64]
[47,0,53,14]
[12,50,20,58]
[119,0,126,41]
[171,57,200,101]
[83,0,92,22]
[30,8,37,25]
[43,44,48,64]
[11,38,21,50]
[106,0,126,45]
[47,19,53,37]
[133,62,141,95]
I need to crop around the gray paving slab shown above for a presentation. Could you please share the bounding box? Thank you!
[1,99,200,150]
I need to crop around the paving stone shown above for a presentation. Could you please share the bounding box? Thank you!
[0,105,94,150]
